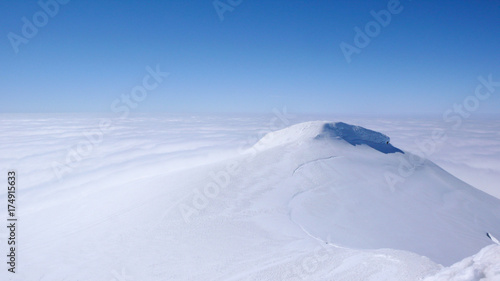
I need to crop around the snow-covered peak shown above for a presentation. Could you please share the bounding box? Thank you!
[254,121,403,153]
[249,120,500,267]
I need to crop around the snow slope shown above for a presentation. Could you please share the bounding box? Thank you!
[300,115,500,199]
[1,116,500,280]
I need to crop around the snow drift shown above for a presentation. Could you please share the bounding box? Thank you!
[424,244,500,281]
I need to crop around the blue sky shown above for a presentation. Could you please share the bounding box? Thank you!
[1,0,499,114]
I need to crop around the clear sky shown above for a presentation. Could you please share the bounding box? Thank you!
[1,0,499,114]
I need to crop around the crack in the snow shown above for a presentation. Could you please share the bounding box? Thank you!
[292,156,339,175]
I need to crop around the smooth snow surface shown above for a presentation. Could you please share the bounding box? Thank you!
[1,114,499,281]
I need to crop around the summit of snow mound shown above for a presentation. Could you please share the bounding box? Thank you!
[316,122,403,154]
[254,121,403,153]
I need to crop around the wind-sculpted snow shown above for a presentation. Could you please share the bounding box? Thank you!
[316,122,404,154]
[1,114,499,280]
